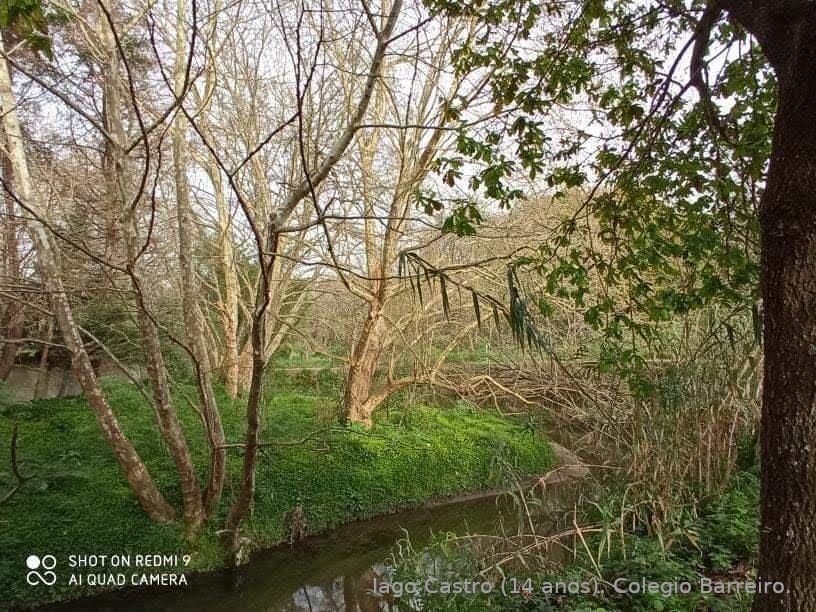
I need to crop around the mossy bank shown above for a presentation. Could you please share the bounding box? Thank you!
[0,380,554,608]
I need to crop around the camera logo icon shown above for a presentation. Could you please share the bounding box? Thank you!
[26,554,57,586]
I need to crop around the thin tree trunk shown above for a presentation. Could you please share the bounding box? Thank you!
[98,0,204,528]
[222,0,403,561]
[0,298,23,379]
[172,0,225,517]
[33,318,54,400]
[0,30,176,522]
[222,232,277,563]
[211,159,240,399]
[751,33,816,612]
[0,121,23,380]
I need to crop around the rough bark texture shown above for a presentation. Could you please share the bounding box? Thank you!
[0,31,175,522]
[343,303,387,427]
[752,15,816,612]
[721,3,816,609]
[98,0,202,527]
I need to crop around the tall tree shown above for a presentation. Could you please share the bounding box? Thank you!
[96,0,206,529]
[0,27,176,523]
[425,0,812,608]
[170,0,226,519]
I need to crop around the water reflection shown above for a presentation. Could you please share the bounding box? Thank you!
[35,490,570,612]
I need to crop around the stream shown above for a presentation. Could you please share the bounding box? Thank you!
[34,485,574,612]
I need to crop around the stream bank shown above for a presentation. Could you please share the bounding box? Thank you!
[29,467,585,612]
[1,383,560,609]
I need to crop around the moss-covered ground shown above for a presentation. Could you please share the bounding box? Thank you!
[0,379,553,608]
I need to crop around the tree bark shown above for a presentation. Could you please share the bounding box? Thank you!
[222,231,276,563]
[343,303,387,427]
[97,0,203,527]
[172,0,226,520]
[742,10,816,610]
[33,319,54,400]
[222,0,403,561]
[0,31,176,523]
[211,158,241,399]
[0,121,23,380]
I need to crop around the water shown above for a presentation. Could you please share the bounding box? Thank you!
[35,489,571,612]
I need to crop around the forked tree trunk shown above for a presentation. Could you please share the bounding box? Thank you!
[750,25,816,612]
[343,304,387,427]
[222,0,403,561]
[0,32,176,522]
[98,0,203,528]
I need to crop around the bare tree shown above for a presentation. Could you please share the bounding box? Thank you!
[0,27,176,522]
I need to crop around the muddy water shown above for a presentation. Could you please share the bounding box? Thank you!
[36,487,574,612]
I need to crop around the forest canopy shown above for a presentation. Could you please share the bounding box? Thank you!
[1,0,814,610]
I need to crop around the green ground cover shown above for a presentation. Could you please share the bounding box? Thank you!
[391,469,760,611]
[0,379,553,608]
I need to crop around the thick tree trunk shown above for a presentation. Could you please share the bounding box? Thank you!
[0,31,175,522]
[343,303,387,427]
[751,29,816,612]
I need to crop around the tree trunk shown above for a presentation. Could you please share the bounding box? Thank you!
[212,159,241,399]
[751,25,816,612]
[0,31,176,522]
[33,318,54,400]
[172,0,226,520]
[97,0,203,528]
[222,233,277,564]
[0,299,23,379]
[221,0,403,559]
[128,293,205,527]
[0,122,23,380]
[343,303,387,427]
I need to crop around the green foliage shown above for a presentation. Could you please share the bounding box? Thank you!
[389,471,759,611]
[420,0,769,396]
[0,0,60,57]
[698,472,760,572]
[0,380,553,607]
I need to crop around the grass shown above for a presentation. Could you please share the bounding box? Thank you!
[389,468,760,611]
[0,378,553,608]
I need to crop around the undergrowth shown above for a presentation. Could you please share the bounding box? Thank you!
[0,379,553,608]
[388,469,760,611]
